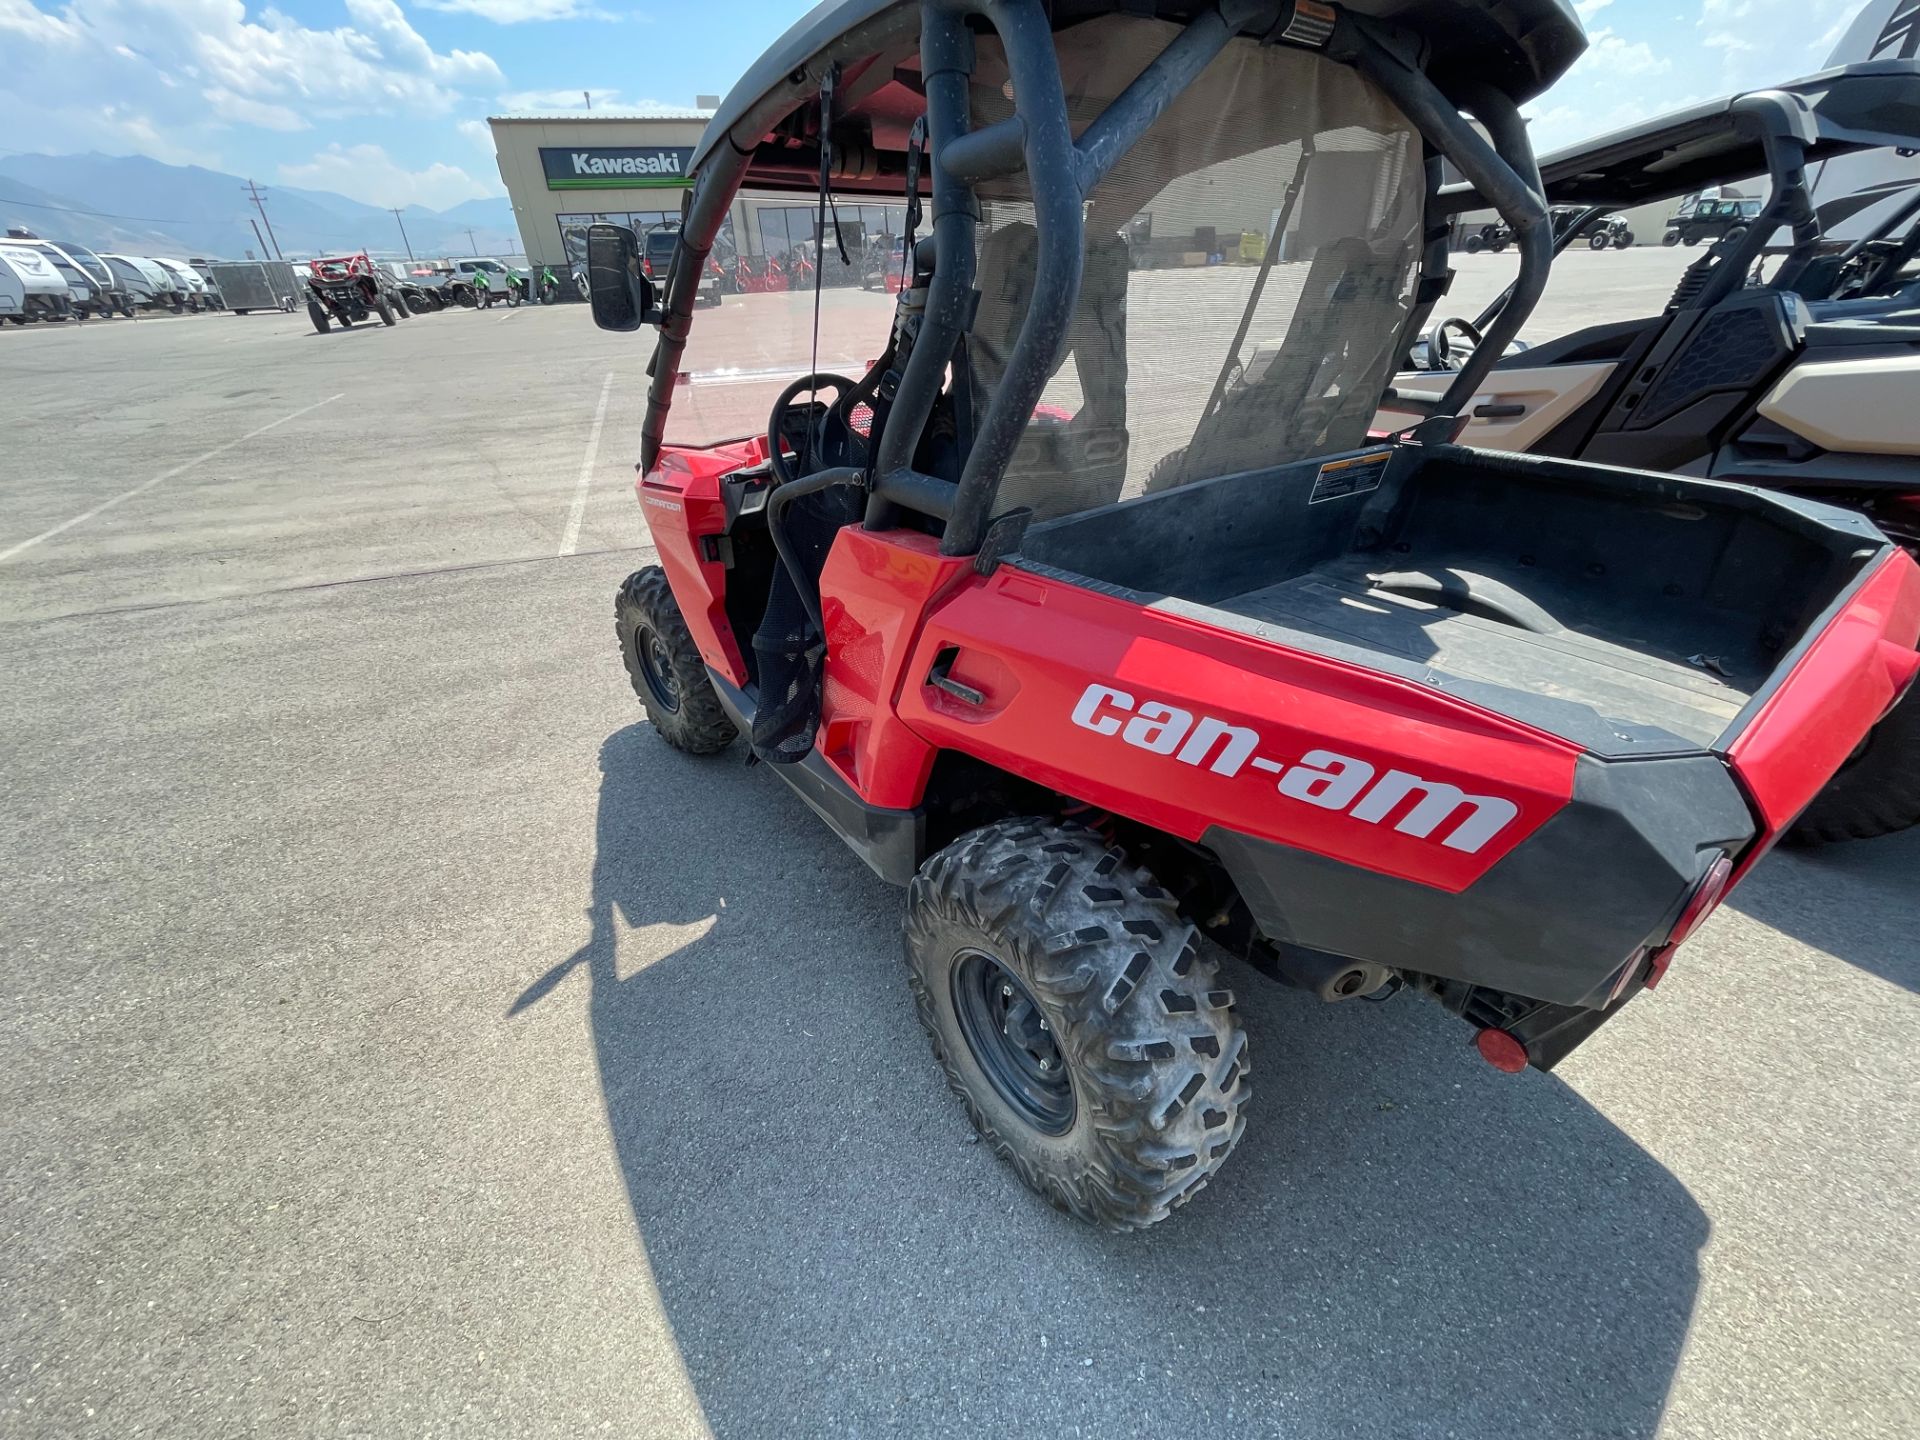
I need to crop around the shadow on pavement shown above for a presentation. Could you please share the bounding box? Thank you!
[514,724,1706,1439]
[1726,828,1920,995]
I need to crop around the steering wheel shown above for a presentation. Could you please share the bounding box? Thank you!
[767,372,862,485]
[1423,315,1484,372]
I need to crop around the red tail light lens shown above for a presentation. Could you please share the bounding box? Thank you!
[1646,853,1734,988]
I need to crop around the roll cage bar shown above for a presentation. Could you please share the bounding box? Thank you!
[1451,61,1920,334]
[641,0,1581,556]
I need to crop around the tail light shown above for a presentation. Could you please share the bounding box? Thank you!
[642,258,653,278]
[1645,853,1734,989]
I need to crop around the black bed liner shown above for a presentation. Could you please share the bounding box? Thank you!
[1210,563,1750,746]
[1013,443,1888,758]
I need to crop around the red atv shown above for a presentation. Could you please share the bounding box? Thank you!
[589,0,1920,1229]
[305,252,398,334]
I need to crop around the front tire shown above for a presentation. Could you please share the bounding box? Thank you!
[376,296,396,326]
[1785,686,1920,845]
[1662,230,1681,247]
[904,819,1251,1230]
[614,567,738,754]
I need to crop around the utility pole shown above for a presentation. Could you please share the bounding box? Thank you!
[583,90,592,111]
[243,180,282,259]
[389,208,414,260]
[464,227,481,256]
[248,217,269,261]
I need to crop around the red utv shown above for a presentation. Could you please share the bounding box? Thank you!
[305,251,398,334]
[587,0,1919,1229]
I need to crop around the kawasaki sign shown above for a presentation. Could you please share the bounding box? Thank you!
[540,146,694,191]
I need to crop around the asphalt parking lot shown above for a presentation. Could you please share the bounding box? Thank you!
[3,248,1916,1439]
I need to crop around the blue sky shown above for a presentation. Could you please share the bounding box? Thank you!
[0,0,1883,209]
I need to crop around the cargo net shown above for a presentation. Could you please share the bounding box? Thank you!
[967,18,1423,520]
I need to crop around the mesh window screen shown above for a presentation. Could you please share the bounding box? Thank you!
[967,18,1423,521]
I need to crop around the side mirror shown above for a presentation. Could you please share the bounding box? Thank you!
[587,223,658,332]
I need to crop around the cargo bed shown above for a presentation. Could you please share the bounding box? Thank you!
[1014,444,1892,759]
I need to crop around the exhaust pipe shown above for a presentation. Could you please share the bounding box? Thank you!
[1270,945,1394,1003]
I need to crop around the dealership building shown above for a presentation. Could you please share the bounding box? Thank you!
[487,108,913,271]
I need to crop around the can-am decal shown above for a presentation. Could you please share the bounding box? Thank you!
[1070,682,1519,854]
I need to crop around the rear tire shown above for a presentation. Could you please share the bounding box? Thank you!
[904,819,1251,1231]
[1143,446,1189,495]
[376,296,396,326]
[1616,230,1635,249]
[614,567,738,754]
[1784,686,1920,845]
[307,299,330,334]
[1588,233,1609,251]
[1464,234,1484,254]
[1662,230,1681,247]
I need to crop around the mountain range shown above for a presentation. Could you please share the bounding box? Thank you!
[0,153,521,263]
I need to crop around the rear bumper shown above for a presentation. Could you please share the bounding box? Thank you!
[1204,752,1756,1010]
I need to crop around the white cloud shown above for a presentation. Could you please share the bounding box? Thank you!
[280,142,499,209]
[203,86,307,132]
[1580,29,1672,78]
[421,0,613,20]
[1517,0,1882,155]
[0,0,81,42]
[0,0,503,162]
[457,118,495,150]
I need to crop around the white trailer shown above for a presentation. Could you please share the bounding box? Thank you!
[0,243,72,322]
[0,253,25,322]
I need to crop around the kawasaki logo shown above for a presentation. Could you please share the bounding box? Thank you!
[572,151,681,177]
[540,145,694,191]
[1070,683,1519,854]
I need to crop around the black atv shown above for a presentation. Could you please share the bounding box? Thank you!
[1661,196,1760,247]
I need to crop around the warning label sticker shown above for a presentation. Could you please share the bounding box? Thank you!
[1309,449,1391,504]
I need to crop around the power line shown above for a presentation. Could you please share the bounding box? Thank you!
[0,193,207,225]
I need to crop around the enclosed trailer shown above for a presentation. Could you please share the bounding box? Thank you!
[203,260,298,315]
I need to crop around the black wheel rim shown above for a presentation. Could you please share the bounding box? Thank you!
[635,623,681,714]
[951,949,1074,1135]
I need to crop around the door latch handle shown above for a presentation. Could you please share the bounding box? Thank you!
[926,648,985,706]
[1472,402,1526,419]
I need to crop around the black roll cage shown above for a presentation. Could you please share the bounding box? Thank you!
[642,0,1563,556]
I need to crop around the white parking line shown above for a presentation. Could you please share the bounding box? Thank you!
[0,393,345,565]
[559,372,615,558]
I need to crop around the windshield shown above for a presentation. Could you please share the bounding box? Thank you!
[48,256,89,287]
[50,243,110,283]
[663,221,897,447]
